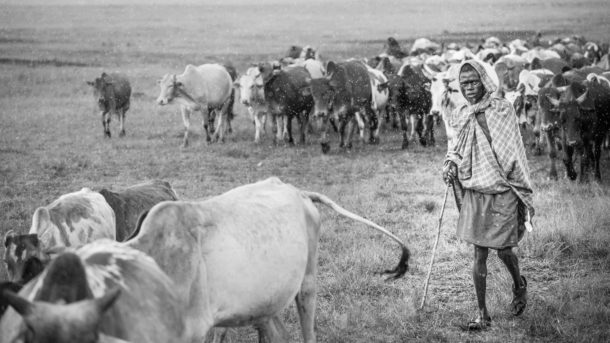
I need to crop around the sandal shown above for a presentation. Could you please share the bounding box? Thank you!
[511,276,527,316]
[460,316,492,332]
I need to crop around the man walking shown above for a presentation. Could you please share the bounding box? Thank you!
[442,60,534,331]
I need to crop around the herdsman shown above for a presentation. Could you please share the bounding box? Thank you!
[442,60,534,331]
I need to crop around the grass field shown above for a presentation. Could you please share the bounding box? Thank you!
[1,1,609,342]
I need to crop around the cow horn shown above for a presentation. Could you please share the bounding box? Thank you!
[2,289,35,316]
[546,95,560,107]
[3,229,15,247]
[94,287,121,314]
[576,89,588,104]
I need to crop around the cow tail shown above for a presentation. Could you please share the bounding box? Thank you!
[301,190,409,280]
[125,210,149,242]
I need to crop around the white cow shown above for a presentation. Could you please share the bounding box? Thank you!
[157,64,233,147]
[234,67,269,143]
[365,65,390,140]
[3,188,115,284]
[126,177,410,342]
[428,64,467,149]
[0,241,188,343]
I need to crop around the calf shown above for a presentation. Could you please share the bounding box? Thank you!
[157,64,233,147]
[126,177,409,342]
[0,241,188,343]
[86,72,131,138]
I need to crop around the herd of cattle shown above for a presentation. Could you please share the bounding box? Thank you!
[90,34,610,182]
[0,178,409,342]
[2,33,610,342]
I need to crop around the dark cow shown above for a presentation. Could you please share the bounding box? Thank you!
[0,241,187,343]
[258,63,313,145]
[384,65,432,149]
[98,180,179,242]
[382,37,408,59]
[306,60,378,153]
[544,78,610,181]
[86,73,131,138]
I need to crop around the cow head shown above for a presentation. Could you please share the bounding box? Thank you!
[155,74,182,106]
[1,251,127,343]
[234,67,265,107]
[545,82,591,147]
[3,232,46,284]
[86,73,115,112]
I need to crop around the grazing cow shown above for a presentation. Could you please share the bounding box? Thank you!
[86,73,131,138]
[3,188,115,285]
[258,63,313,145]
[98,180,179,242]
[157,64,233,147]
[545,79,610,181]
[234,67,269,143]
[306,60,378,153]
[385,65,432,149]
[126,177,409,342]
[0,241,188,343]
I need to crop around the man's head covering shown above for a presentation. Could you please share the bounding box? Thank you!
[458,60,498,98]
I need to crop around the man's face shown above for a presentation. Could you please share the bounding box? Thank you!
[459,69,485,104]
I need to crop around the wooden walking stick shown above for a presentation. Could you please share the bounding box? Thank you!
[419,184,450,310]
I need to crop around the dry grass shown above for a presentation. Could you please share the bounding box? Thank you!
[1,1,610,342]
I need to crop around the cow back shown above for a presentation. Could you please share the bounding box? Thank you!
[329,60,372,107]
[99,180,178,242]
[264,66,313,115]
[179,64,232,108]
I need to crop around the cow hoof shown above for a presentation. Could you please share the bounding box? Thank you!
[104,132,111,138]
[339,142,345,148]
[401,140,409,150]
[369,137,379,145]
[321,142,330,154]
[567,171,578,181]
[419,138,427,147]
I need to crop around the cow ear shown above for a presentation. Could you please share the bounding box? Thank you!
[2,290,35,317]
[546,95,560,107]
[576,89,588,105]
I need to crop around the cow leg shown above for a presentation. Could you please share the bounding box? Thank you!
[118,108,126,137]
[295,258,318,343]
[546,130,558,180]
[423,114,434,146]
[408,112,416,142]
[345,118,356,149]
[400,110,409,149]
[563,144,578,180]
[102,111,111,138]
[299,110,309,145]
[213,105,228,143]
[285,114,295,145]
[253,110,263,144]
[181,107,192,148]
[274,115,283,145]
[200,106,212,143]
[256,315,289,343]
[579,143,592,183]
[415,114,425,146]
[354,111,366,144]
[594,137,603,180]
[366,106,380,144]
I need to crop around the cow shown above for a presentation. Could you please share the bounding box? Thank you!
[365,65,389,141]
[493,54,528,92]
[0,241,188,343]
[3,188,115,285]
[98,180,179,242]
[544,78,610,181]
[428,64,467,150]
[530,57,571,74]
[156,64,233,147]
[258,63,313,145]
[125,177,410,342]
[234,67,269,143]
[385,65,432,149]
[506,68,554,154]
[86,72,131,138]
[306,60,378,153]
[410,38,441,55]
